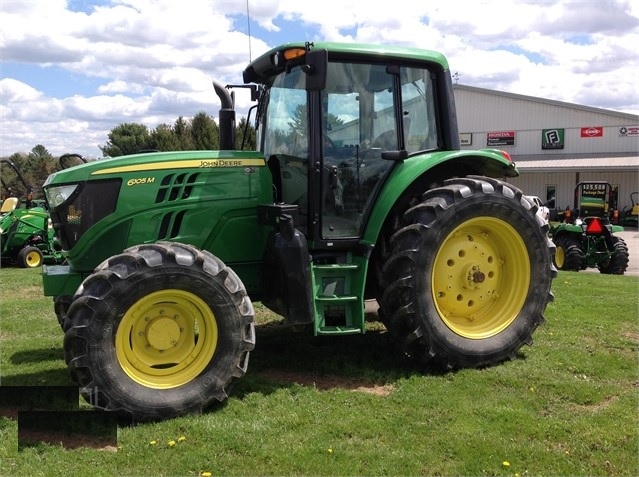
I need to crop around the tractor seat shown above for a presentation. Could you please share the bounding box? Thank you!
[0,197,19,213]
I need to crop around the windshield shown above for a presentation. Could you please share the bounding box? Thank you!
[259,59,439,238]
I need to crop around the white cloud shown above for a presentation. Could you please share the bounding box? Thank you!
[0,78,43,103]
[0,0,637,157]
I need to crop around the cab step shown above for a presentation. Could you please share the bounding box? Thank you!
[311,254,367,336]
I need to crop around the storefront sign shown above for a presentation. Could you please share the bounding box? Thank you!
[580,126,603,137]
[619,126,639,137]
[487,131,515,146]
[542,128,564,150]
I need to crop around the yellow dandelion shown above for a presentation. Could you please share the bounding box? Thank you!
[502,461,510,468]
[168,440,176,447]
[201,472,212,477]
[150,440,157,445]
[328,448,333,454]
[178,436,186,442]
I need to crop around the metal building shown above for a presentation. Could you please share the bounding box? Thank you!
[454,84,639,218]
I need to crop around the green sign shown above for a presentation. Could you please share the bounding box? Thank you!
[542,128,564,150]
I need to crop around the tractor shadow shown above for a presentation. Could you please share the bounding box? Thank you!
[10,346,64,365]
[2,346,72,387]
[232,317,444,399]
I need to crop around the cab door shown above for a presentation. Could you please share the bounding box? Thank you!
[319,63,397,239]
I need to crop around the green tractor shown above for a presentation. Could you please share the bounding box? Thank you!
[0,159,62,268]
[550,181,629,274]
[42,42,556,421]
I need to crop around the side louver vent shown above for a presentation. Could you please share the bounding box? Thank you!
[155,173,199,203]
[158,210,187,240]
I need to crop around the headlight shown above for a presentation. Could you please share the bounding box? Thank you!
[45,184,78,209]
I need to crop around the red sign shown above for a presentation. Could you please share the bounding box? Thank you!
[487,131,515,146]
[580,127,603,137]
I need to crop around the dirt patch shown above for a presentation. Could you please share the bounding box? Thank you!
[621,331,639,344]
[0,406,21,420]
[18,428,118,452]
[3,409,120,452]
[571,395,620,414]
[259,369,394,396]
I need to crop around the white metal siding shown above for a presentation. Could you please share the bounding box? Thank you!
[454,86,638,155]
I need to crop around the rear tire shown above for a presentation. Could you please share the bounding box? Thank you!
[64,241,255,422]
[598,236,629,275]
[553,236,585,271]
[379,176,556,369]
[18,246,43,268]
[54,295,74,331]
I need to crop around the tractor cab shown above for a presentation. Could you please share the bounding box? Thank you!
[245,44,445,248]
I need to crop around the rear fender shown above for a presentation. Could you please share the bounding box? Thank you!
[363,149,517,244]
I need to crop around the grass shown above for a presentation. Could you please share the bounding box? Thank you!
[0,266,638,476]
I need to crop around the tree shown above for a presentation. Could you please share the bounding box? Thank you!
[190,111,218,150]
[173,117,194,150]
[236,117,256,150]
[99,123,151,157]
[149,124,181,152]
[99,113,255,156]
[26,145,56,197]
[29,144,52,161]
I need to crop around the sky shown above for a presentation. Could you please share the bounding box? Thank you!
[1,0,638,159]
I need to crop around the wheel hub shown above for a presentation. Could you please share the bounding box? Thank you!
[472,270,485,283]
[462,264,486,288]
[146,317,181,351]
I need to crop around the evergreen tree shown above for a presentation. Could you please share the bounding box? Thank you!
[173,117,194,150]
[236,117,257,150]
[150,124,181,151]
[99,123,151,157]
[190,111,218,150]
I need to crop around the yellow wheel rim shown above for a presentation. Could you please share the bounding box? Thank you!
[115,289,218,389]
[432,217,530,339]
[25,250,42,267]
[555,244,565,268]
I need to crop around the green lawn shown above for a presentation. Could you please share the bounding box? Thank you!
[1,267,637,476]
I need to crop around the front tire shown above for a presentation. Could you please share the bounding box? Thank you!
[379,176,556,369]
[64,242,255,421]
[18,246,43,268]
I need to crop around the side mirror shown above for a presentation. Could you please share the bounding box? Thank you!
[304,49,327,91]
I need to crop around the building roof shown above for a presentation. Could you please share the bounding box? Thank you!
[453,84,639,121]
[514,154,639,172]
